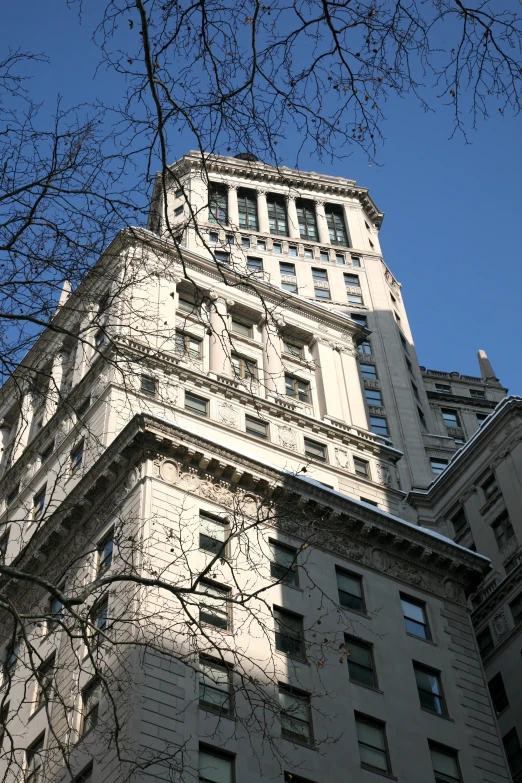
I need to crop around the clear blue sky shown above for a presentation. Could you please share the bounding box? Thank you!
[4,1,521,394]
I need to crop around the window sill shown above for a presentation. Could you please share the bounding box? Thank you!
[420,707,453,722]
[282,735,315,750]
[405,632,437,647]
[274,650,309,666]
[350,680,383,695]
[199,705,235,721]
[269,578,303,593]
[360,765,397,780]
[338,605,372,621]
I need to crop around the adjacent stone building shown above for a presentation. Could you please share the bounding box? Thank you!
[0,151,516,783]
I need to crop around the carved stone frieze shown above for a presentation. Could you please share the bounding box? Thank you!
[493,611,507,639]
[335,448,351,470]
[376,464,392,487]
[217,402,239,428]
[278,425,298,451]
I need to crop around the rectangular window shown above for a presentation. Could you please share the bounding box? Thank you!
[414,664,446,715]
[355,714,391,774]
[492,510,515,549]
[320,251,329,262]
[346,637,376,687]
[245,416,268,440]
[401,596,430,639]
[351,255,361,267]
[77,396,91,418]
[230,318,252,338]
[94,329,106,348]
[296,200,317,241]
[273,608,305,659]
[97,531,114,576]
[247,256,262,272]
[281,281,298,294]
[269,541,298,586]
[279,686,312,744]
[0,702,8,748]
[174,332,202,359]
[273,242,282,254]
[430,458,449,476]
[178,293,198,314]
[285,375,310,404]
[40,442,54,463]
[360,364,377,380]
[412,382,420,400]
[361,497,378,507]
[477,626,494,658]
[70,441,84,474]
[364,389,383,407]
[303,438,327,463]
[353,457,370,479]
[199,581,230,630]
[336,253,345,265]
[237,189,258,230]
[344,273,360,287]
[482,473,499,500]
[91,597,108,647]
[199,657,232,715]
[489,672,509,715]
[208,184,228,224]
[241,236,250,248]
[441,409,459,428]
[510,592,522,624]
[231,354,257,381]
[284,775,317,783]
[476,413,488,425]
[336,569,364,612]
[303,247,313,259]
[311,267,327,282]
[429,744,462,783]
[358,341,372,356]
[185,392,209,417]
[214,251,230,264]
[434,384,451,394]
[325,205,349,246]
[140,375,157,397]
[257,239,266,251]
[81,678,101,737]
[315,287,330,300]
[451,508,468,535]
[503,729,522,777]
[26,734,45,783]
[174,205,183,217]
[470,389,485,399]
[369,416,388,437]
[283,340,303,358]
[7,485,19,507]
[347,293,363,305]
[175,188,184,199]
[34,654,55,713]
[5,641,19,676]
[48,591,63,633]
[267,196,288,236]
[199,748,233,783]
[199,513,228,555]
[33,486,46,520]
[289,245,298,256]
[74,763,93,783]
[209,231,218,243]
[350,313,367,327]
[280,261,296,277]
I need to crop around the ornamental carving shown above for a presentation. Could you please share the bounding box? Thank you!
[376,464,392,487]
[91,370,109,400]
[335,448,351,470]
[278,426,298,451]
[20,461,36,489]
[160,461,179,484]
[372,548,389,572]
[124,467,140,491]
[493,612,507,638]
[217,403,239,428]
[54,417,72,446]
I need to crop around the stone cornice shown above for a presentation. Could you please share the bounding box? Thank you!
[425,391,498,409]
[3,413,488,606]
[167,151,384,228]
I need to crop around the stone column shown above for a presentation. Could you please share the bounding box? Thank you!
[71,306,95,388]
[256,189,270,234]
[333,345,351,424]
[12,390,34,461]
[286,196,300,239]
[342,204,356,248]
[339,340,368,429]
[227,185,239,228]
[315,200,331,245]
[261,317,285,395]
[209,294,231,376]
[311,339,345,420]
[43,351,66,424]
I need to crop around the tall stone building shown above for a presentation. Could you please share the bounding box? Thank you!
[0,151,516,783]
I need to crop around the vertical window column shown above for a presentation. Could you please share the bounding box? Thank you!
[256,189,270,233]
[227,185,239,228]
[261,317,285,396]
[314,200,331,245]
[339,341,370,429]
[208,295,232,377]
[286,196,300,239]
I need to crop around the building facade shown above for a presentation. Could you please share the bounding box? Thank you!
[0,151,516,783]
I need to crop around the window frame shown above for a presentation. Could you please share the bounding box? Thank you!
[97,530,114,577]
[360,364,377,380]
[284,374,310,404]
[185,391,209,417]
[503,728,522,778]
[296,199,318,241]
[140,375,157,397]
[174,331,202,359]
[509,592,522,625]
[267,195,288,236]
[26,733,45,783]
[199,512,229,557]
[198,580,231,631]
[477,626,494,658]
[491,510,515,550]
[429,742,463,783]
[273,607,305,660]
[208,183,228,225]
[199,655,233,716]
[230,318,253,339]
[199,746,235,783]
[413,662,447,716]
[269,540,298,587]
[90,595,109,648]
[303,437,327,463]
[400,594,431,640]
[231,353,258,381]
[488,672,509,715]
[430,457,449,476]
[325,205,349,246]
[279,261,296,277]
[369,415,389,437]
[345,636,377,689]
[33,486,46,521]
[237,189,258,231]
[246,256,263,272]
[364,388,383,407]
[353,457,370,479]
[354,713,392,775]
[245,416,268,440]
[336,568,365,613]
[282,339,304,358]
[279,684,313,745]
[33,654,56,715]
[441,408,460,428]
[80,677,102,738]
[70,440,84,474]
